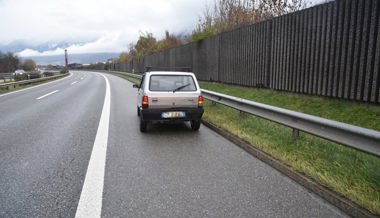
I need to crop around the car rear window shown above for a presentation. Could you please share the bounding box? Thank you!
[149,75,197,91]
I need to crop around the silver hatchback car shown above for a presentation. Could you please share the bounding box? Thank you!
[133,71,204,132]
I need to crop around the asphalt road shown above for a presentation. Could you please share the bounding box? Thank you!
[0,71,348,218]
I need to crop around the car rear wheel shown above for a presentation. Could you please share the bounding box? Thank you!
[140,116,147,132]
[137,106,140,116]
[190,119,201,131]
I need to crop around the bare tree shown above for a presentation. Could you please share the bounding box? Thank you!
[191,0,309,41]
[22,59,36,71]
[0,52,19,73]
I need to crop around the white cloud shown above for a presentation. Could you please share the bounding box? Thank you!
[0,0,211,55]
[17,33,126,56]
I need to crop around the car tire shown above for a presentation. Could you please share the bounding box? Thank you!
[190,119,201,131]
[137,106,140,116]
[140,117,147,132]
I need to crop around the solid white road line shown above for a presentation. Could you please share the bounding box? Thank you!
[71,81,78,85]
[36,90,59,100]
[0,73,73,98]
[75,74,111,218]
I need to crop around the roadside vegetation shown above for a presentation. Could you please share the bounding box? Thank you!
[0,52,41,82]
[0,52,20,74]
[191,0,307,41]
[108,72,380,215]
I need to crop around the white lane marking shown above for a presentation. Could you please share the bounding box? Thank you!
[81,77,84,80]
[75,74,110,218]
[0,73,73,98]
[36,90,59,100]
[71,81,78,85]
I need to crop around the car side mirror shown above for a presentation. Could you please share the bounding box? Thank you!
[133,84,140,88]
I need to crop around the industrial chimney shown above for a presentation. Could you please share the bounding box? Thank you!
[64,49,68,68]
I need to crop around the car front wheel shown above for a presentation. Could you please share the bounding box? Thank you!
[190,119,201,131]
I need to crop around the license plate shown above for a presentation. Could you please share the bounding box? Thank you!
[161,111,186,118]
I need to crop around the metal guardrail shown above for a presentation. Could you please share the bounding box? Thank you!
[106,71,143,79]
[0,73,69,90]
[202,89,380,157]
[0,73,14,78]
[0,73,14,83]
[109,71,380,157]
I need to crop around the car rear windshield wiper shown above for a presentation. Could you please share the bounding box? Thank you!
[173,83,190,92]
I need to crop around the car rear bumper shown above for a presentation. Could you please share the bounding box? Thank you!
[141,107,204,121]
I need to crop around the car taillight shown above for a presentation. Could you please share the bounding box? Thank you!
[142,95,149,108]
[198,95,204,107]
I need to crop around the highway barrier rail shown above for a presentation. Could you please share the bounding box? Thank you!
[201,89,380,157]
[0,73,14,82]
[109,71,380,157]
[0,73,69,90]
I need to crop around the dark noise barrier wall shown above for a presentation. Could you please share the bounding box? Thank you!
[109,0,380,104]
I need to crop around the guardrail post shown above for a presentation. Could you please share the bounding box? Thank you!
[292,128,299,140]
[240,111,246,117]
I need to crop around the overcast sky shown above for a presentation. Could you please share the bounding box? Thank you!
[0,0,325,57]
[0,0,213,56]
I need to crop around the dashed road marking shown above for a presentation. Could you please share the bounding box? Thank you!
[36,90,59,100]
[71,81,78,85]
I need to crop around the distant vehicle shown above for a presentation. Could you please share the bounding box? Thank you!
[133,71,204,132]
[14,69,25,75]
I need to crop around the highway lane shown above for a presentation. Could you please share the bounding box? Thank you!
[0,71,348,217]
[0,72,104,217]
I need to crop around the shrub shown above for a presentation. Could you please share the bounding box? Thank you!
[60,68,69,74]
[43,71,55,77]
[28,72,41,79]
[14,74,28,81]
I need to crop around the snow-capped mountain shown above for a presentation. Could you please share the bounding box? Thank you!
[0,41,120,65]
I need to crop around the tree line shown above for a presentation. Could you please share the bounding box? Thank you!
[113,0,308,64]
[0,52,36,74]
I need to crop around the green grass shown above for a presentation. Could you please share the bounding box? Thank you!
[106,71,380,214]
[103,71,141,84]
[203,100,380,214]
[200,82,380,214]
[200,82,380,131]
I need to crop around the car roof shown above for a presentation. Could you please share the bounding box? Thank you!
[146,71,195,76]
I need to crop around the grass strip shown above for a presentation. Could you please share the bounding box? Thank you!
[102,71,141,84]
[203,100,380,215]
[106,71,380,214]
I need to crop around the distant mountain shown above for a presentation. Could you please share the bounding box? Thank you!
[21,53,120,65]
[0,41,74,53]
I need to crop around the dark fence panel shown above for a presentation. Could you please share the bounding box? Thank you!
[192,36,219,81]
[117,0,380,104]
[175,43,193,70]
